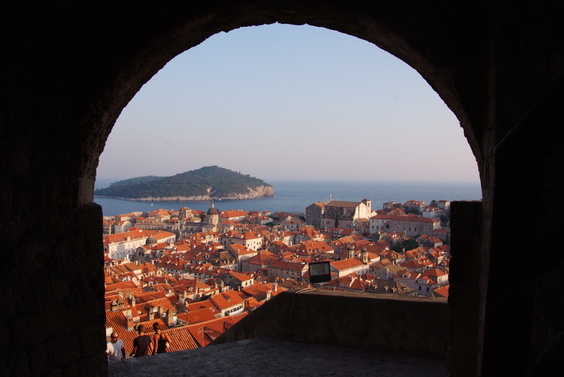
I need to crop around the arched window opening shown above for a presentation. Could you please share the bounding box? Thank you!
[99,24,481,354]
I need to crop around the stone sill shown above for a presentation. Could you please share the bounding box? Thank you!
[215,289,448,360]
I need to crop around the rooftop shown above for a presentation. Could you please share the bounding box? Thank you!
[108,337,447,377]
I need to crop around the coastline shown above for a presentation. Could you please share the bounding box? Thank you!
[94,194,274,202]
[94,184,274,202]
[95,179,482,217]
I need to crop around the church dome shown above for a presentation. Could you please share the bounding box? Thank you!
[146,235,157,245]
[207,203,219,216]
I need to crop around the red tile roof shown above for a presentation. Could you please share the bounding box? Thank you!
[268,260,307,271]
[210,290,245,311]
[433,285,449,298]
[186,314,247,347]
[330,258,365,271]
[177,308,216,324]
[162,326,199,352]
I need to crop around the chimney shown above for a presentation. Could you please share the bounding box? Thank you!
[126,316,134,331]
[166,309,175,327]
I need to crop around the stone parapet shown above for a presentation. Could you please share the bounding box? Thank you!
[214,289,448,360]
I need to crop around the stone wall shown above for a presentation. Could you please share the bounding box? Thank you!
[214,290,449,359]
[447,201,483,376]
[0,202,107,376]
[1,1,563,376]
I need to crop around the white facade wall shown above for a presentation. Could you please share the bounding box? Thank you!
[107,237,147,260]
[331,264,368,278]
[114,221,133,233]
[230,236,263,250]
[106,233,175,260]
[370,216,439,237]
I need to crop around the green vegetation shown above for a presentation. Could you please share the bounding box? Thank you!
[392,238,419,253]
[406,207,421,215]
[94,166,272,199]
[106,176,164,187]
[440,213,450,226]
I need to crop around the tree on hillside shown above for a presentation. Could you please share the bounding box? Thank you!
[392,238,419,252]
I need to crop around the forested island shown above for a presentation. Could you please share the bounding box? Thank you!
[94,166,274,201]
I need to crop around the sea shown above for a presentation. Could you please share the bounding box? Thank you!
[94,179,482,217]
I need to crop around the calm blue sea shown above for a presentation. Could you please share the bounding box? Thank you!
[94,179,482,217]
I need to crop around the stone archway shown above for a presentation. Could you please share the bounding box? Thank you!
[3,3,488,376]
[9,1,564,377]
[88,4,486,375]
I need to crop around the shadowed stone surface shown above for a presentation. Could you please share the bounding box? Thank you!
[108,338,447,377]
[213,289,448,360]
[2,1,564,376]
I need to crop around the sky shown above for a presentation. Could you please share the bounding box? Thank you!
[97,24,480,183]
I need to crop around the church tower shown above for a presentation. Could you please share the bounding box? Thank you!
[361,247,369,264]
[207,201,219,226]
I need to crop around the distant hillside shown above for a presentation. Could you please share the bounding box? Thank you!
[105,176,164,188]
[94,166,274,201]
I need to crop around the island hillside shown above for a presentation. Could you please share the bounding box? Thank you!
[94,166,274,201]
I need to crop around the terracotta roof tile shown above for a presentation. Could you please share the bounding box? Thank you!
[210,290,244,310]
[330,258,364,271]
[186,314,247,347]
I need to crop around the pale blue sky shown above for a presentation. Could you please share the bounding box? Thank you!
[97,24,480,183]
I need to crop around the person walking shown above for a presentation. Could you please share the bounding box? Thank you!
[130,324,153,358]
[152,322,171,355]
[106,332,126,364]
